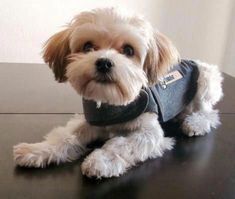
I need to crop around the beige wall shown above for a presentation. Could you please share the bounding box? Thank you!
[155,0,232,67]
[222,1,235,77]
[0,0,234,76]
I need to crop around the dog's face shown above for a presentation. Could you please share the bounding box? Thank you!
[43,8,179,105]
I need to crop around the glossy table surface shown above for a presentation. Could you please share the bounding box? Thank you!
[0,63,235,199]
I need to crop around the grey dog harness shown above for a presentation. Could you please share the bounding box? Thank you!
[83,59,199,126]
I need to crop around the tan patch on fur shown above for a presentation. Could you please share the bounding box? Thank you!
[144,31,180,85]
[13,143,34,163]
[43,29,71,82]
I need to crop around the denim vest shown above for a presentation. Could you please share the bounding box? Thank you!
[83,59,199,126]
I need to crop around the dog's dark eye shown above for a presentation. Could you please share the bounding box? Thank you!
[83,41,94,53]
[122,44,134,57]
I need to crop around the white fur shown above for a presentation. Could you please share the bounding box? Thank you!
[181,61,223,136]
[13,8,223,178]
[14,115,107,168]
[81,113,174,178]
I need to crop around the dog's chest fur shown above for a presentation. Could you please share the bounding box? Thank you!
[83,59,199,126]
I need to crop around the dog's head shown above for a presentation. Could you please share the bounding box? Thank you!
[43,8,179,105]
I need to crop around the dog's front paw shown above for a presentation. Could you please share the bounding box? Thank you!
[81,149,129,178]
[13,142,49,168]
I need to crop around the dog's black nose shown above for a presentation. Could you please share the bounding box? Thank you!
[95,58,114,73]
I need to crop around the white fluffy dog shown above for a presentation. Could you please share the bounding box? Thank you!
[13,8,223,178]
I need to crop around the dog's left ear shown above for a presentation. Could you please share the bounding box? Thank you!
[144,31,180,85]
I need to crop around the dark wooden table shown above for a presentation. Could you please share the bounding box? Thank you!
[0,63,235,199]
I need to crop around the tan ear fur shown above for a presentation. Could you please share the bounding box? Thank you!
[144,31,180,85]
[43,29,71,82]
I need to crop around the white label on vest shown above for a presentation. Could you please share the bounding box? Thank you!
[163,70,183,85]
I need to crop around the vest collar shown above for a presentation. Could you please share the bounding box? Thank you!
[83,89,149,126]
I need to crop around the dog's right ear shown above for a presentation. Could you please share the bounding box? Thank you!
[43,29,71,82]
[144,31,180,85]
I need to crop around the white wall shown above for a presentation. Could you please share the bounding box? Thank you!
[0,0,234,76]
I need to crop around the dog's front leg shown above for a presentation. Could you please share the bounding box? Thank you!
[81,113,174,178]
[13,115,105,168]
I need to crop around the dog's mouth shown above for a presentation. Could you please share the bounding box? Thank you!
[95,74,114,84]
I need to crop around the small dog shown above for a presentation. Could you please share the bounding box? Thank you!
[13,8,223,178]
